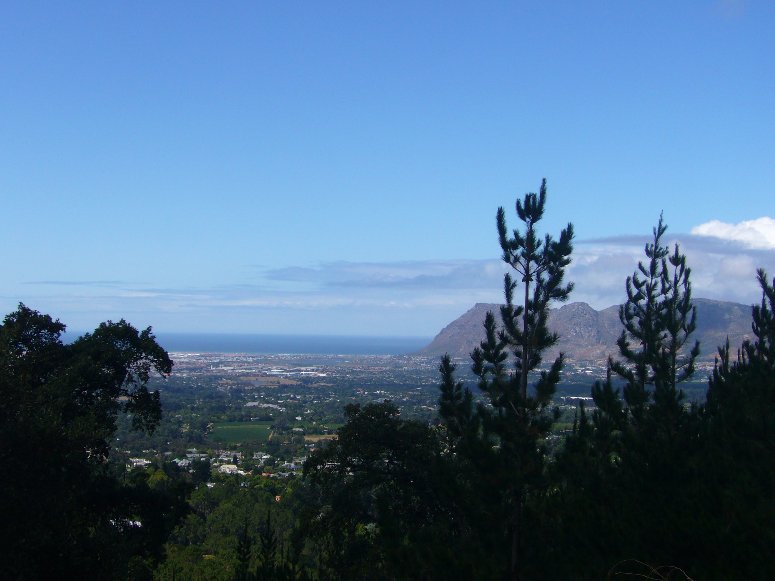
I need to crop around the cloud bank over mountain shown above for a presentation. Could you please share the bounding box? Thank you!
[569,226,775,309]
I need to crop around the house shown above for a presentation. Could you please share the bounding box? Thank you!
[218,464,245,475]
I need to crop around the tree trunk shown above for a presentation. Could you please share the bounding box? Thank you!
[521,273,530,401]
[509,492,523,581]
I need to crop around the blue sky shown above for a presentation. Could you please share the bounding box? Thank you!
[2,1,774,337]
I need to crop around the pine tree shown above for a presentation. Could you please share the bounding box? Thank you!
[257,509,278,578]
[234,521,254,581]
[438,355,480,452]
[584,216,701,573]
[439,178,574,580]
[604,214,699,429]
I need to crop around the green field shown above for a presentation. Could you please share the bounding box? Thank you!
[209,421,272,444]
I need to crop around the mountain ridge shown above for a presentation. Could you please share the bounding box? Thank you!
[419,298,753,362]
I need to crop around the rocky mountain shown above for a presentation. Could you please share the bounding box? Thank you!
[419,299,754,363]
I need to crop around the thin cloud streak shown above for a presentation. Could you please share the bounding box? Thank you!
[265,260,506,290]
[22,280,131,287]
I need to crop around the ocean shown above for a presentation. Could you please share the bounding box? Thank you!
[65,331,431,356]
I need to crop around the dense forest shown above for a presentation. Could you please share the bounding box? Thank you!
[2,182,774,580]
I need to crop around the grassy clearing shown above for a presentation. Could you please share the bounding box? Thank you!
[209,421,272,444]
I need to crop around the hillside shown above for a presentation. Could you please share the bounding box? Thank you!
[419,299,753,362]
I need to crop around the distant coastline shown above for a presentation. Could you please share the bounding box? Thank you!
[63,331,431,356]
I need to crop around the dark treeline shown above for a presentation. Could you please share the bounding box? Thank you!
[2,181,774,580]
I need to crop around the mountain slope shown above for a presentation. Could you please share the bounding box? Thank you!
[419,299,753,362]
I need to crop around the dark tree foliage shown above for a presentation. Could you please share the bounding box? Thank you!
[694,269,775,579]
[550,226,775,580]
[554,218,704,576]
[156,476,308,581]
[0,303,176,579]
[439,179,574,580]
[438,354,480,450]
[302,401,494,581]
[707,268,775,414]
[588,217,700,502]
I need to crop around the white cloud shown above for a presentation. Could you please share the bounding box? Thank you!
[691,217,775,250]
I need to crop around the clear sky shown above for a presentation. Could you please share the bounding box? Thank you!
[2,1,774,337]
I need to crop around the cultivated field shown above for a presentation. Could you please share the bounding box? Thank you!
[209,421,272,444]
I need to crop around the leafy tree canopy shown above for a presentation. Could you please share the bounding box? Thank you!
[0,303,173,578]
